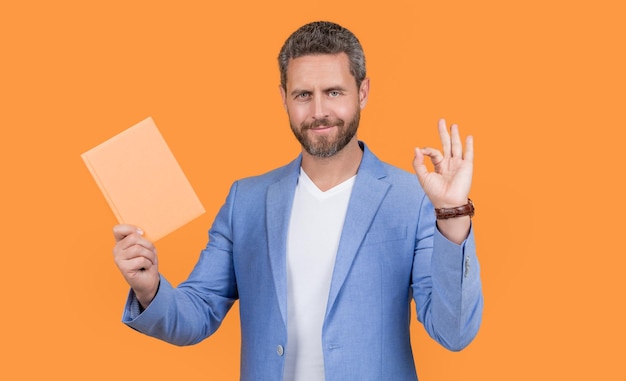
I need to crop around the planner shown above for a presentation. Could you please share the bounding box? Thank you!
[81,117,205,241]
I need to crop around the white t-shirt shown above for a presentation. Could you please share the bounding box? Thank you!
[283,169,356,381]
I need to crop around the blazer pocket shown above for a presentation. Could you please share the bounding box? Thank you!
[362,226,407,245]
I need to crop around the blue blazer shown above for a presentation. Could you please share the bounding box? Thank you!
[123,142,483,380]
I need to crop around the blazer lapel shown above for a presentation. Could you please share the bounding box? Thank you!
[326,144,390,316]
[266,157,301,326]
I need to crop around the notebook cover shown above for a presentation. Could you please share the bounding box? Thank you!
[81,117,205,241]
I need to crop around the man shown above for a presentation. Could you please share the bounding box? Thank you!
[113,21,483,380]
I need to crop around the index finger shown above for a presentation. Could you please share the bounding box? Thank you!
[113,224,143,242]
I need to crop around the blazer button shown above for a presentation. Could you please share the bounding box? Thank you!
[277,345,284,356]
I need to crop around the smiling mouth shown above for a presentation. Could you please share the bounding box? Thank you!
[306,126,338,135]
[303,118,344,131]
[309,125,335,130]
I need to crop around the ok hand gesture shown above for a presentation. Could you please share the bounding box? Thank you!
[412,119,473,209]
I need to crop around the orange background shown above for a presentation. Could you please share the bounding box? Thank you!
[1,1,624,380]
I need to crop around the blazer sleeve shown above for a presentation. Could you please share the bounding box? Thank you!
[411,195,484,351]
[121,182,240,346]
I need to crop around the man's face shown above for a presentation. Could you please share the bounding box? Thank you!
[280,53,369,158]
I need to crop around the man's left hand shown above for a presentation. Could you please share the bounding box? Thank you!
[413,118,473,209]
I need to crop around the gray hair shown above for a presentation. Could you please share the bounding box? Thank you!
[278,21,366,90]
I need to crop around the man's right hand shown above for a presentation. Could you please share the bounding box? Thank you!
[113,224,160,309]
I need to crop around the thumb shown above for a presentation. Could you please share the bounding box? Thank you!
[113,224,143,242]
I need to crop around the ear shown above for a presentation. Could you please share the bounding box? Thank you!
[279,84,287,111]
[359,78,370,109]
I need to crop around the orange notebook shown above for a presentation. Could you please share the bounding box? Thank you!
[82,117,205,241]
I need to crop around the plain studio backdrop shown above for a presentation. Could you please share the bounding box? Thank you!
[1,1,624,380]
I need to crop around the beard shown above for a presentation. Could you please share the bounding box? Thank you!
[289,109,360,158]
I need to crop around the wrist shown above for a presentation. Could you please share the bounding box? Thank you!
[436,216,471,244]
[134,278,160,310]
[136,293,156,310]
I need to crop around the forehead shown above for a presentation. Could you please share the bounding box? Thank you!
[285,53,355,89]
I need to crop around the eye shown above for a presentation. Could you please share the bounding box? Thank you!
[329,90,341,97]
[295,92,311,100]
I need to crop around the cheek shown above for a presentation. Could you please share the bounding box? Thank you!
[335,102,359,120]
[286,104,310,124]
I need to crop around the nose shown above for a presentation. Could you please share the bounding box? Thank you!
[312,95,329,120]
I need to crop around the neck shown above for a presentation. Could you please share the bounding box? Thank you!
[300,138,363,192]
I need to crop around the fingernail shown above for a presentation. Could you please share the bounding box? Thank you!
[137,228,144,235]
